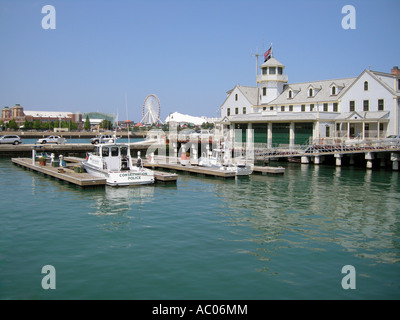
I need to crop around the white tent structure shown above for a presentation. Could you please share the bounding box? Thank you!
[164,112,208,126]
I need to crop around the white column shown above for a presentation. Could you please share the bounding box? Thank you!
[289,122,295,149]
[267,123,272,149]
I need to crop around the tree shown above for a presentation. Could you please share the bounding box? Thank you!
[84,115,91,131]
[23,120,33,130]
[8,119,19,130]
[100,119,113,131]
[32,120,41,130]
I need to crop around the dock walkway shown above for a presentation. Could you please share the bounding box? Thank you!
[12,158,106,187]
[64,157,178,183]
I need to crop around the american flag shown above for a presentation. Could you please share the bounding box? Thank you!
[264,47,272,62]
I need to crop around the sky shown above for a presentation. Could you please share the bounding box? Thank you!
[0,0,399,122]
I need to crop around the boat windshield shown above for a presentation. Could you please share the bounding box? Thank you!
[102,147,109,157]
[93,146,100,156]
[111,147,119,157]
[120,146,128,156]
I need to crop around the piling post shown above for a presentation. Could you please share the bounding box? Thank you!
[365,152,374,169]
[335,154,342,166]
[32,148,36,166]
[391,153,399,171]
[301,156,309,164]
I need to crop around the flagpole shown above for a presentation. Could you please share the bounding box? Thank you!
[271,43,273,58]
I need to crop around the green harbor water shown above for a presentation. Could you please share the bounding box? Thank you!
[0,158,399,300]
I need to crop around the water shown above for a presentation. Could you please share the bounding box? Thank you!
[0,158,399,300]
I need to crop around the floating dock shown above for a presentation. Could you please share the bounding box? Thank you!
[252,165,285,175]
[143,162,237,178]
[142,161,284,177]
[12,158,106,187]
[64,157,178,184]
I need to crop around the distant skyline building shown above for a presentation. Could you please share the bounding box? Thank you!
[220,54,400,146]
[1,104,82,127]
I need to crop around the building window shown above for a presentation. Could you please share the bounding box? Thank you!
[278,67,283,75]
[288,90,292,99]
[323,103,328,112]
[269,67,276,75]
[301,104,305,112]
[309,88,313,97]
[333,103,338,112]
[349,101,355,112]
[263,107,267,111]
[331,86,336,95]
[379,123,384,132]
[378,99,384,111]
[270,107,274,111]
[262,67,267,75]
[235,94,238,101]
[281,106,285,112]
[227,108,230,116]
[310,104,314,111]
[398,79,400,91]
[243,107,246,114]
[263,87,267,96]
[289,105,293,112]
[363,100,369,111]
[326,126,330,138]
[364,81,369,91]
[235,108,239,115]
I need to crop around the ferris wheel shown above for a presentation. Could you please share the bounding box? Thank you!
[140,94,162,125]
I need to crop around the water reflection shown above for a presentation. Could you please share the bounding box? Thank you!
[215,164,400,265]
[89,185,155,216]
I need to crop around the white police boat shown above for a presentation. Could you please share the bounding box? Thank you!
[82,135,154,186]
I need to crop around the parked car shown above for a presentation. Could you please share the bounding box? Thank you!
[37,135,64,144]
[177,129,195,142]
[382,135,400,146]
[0,135,22,145]
[90,133,114,144]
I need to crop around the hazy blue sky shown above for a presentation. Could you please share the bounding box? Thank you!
[0,0,399,122]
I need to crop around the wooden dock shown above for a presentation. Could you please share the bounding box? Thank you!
[143,162,237,179]
[252,165,285,175]
[12,158,106,187]
[64,157,178,183]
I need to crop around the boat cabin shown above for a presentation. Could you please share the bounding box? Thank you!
[92,143,132,171]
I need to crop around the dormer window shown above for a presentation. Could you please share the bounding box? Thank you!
[364,81,369,91]
[288,90,293,99]
[309,88,313,97]
[331,86,336,95]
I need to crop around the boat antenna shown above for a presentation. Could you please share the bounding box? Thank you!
[125,93,130,144]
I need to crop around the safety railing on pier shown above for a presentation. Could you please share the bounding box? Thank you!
[236,139,400,161]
